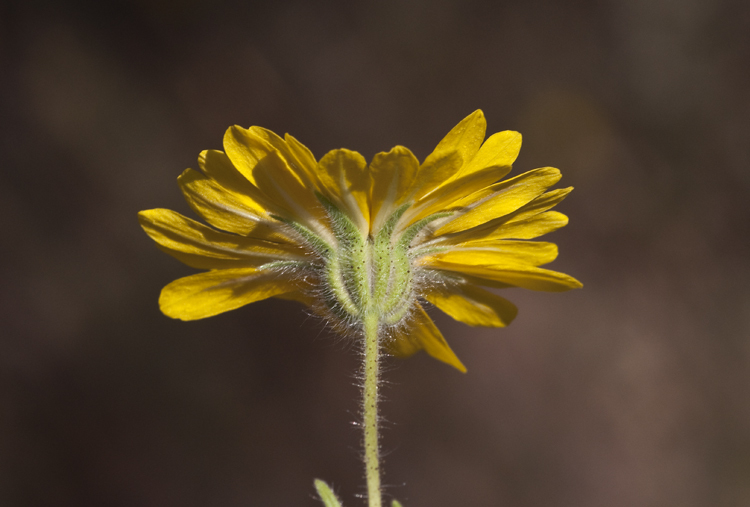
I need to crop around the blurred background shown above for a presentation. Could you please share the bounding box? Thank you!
[2,0,749,505]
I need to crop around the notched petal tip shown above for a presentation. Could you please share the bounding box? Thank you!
[373,144,414,160]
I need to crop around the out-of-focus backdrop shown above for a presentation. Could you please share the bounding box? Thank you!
[2,0,749,505]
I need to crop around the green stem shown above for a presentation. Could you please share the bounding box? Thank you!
[362,311,382,507]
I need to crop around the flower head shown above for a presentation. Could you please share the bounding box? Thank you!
[139,110,582,372]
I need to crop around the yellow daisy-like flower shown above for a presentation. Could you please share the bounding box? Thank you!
[138,110,581,372]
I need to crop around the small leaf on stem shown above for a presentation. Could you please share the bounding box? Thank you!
[314,479,344,507]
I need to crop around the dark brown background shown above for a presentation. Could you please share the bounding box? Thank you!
[2,0,749,505]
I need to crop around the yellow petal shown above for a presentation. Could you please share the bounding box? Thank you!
[449,273,515,289]
[457,130,521,180]
[421,241,559,267]
[159,268,300,320]
[198,149,263,200]
[407,150,463,202]
[138,209,307,270]
[284,133,320,177]
[223,126,329,231]
[453,168,563,210]
[435,167,562,235]
[223,126,317,186]
[426,261,583,292]
[425,284,517,327]
[428,110,486,167]
[408,131,523,221]
[502,187,573,224]
[439,188,572,244]
[253,150,332,235]
[179,168,289,239]
[250,127,323,193]
[386,305,467,372]
[246,126,295,160]
[317,149,371,234]
[369,146,419,232]
[222,126,265,185]
[476,211,568,241]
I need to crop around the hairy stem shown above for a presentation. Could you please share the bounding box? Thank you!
[362,311,382,507]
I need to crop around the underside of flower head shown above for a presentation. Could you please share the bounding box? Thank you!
[139,110,582,372]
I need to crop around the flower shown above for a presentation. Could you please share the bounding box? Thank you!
[138,110,582,372]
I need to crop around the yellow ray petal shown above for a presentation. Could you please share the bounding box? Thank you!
[138,209,308,270]
[252,149,331,231]
[407,150,463,202]
[425,283,517,327]
[223,126,329,230]
[475,211,569,241]
[223,126,265,185]
[438,188,572,244]
[457,130,521,180]
[224,125,318,188]
[179,168,291,240]
[426,110,486,171]
[246,126,295,160]
[249,127,323,192]
[426,261,583,292]
[449,273,515,289]
[386,305,466,372]
[421,241,559,267]
[369,146,419,232]
[317,149,371,234]
[159,268,300,320]
[197,149,290,231]
[284,133,320,177]
[407,130,523,222]
[502,187,573,224]
[442,211,569,244]
[455,168,563,210]
[198,150,261,198]
[435,167,562,235]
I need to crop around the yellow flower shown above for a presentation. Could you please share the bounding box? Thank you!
[139,110,582,372]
